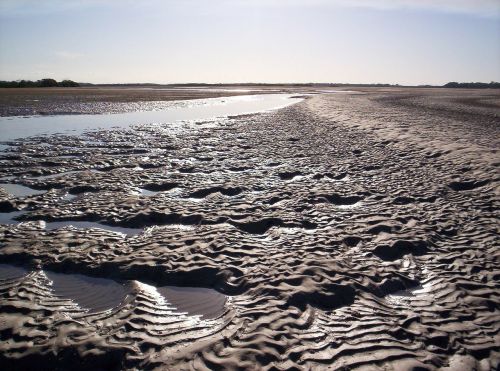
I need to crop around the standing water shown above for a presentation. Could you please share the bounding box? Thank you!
[0,94,302,141]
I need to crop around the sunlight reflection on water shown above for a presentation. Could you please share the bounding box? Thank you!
[0,94,301,141]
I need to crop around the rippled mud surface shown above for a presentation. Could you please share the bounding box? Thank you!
[0,90,499,370]
[0,87,277,117]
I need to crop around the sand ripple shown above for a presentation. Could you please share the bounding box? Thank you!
[0,89,499,369]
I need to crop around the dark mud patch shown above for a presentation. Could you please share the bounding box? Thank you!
[278,171,303,180]
[448,179,490,191]
[317,193,363,205]
[142,182,180,192]
[229,217,294,234]
[372,276,421,297]
[188,186,243,198]
[313,172,348,180]
[373,240,429,261]
[0,200,17,213]
[122,211,204,229]
[68,185,99,194]
[287,284,356,311]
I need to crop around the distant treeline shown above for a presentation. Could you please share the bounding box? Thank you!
[1,79,499,89]
[84,82,500,89]
[443,82,500,89]
[0,79,79,88]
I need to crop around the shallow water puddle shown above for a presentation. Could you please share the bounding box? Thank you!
[0,94,302,141]
[44,220,143,236]
[32,170,81,180]
[45,270,129,313]
[284,174,309,182]
[157,286,227,319]
[131,188,159,196]
[385,284,427,306]
[0,183,46,197]
[0,264,226,318]
[62,193,78,201]
[336,202,362,210]
[0,263,28,280]
[0,210,27,224]
[140,189,158,196]
[0,175,16,182]
[2,215,194,236]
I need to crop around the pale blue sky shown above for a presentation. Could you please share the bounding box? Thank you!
[0,0,499,84]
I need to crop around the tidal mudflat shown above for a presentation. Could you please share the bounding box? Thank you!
[0,88,499,370]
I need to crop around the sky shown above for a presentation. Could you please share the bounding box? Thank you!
[0,0,499,85]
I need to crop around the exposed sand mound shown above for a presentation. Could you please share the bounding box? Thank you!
[0,89,499,370]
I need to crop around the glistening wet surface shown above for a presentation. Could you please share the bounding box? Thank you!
[157,286,227,319]
[2,90,498,369]
[0,210,26,225]
[31,170,81,180]
[0,264,227,318]
[63,193,78,201]
[44,220,143,236]
[45,270,129,313]
[135,188,159,196]
[0,94,301,141]
[0,264,28,280]
[0,212,142,234]
[0,183,46,197]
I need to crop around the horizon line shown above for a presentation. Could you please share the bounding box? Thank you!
[2,79,499,87]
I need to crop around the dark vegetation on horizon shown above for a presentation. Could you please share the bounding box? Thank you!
[80,81,500,89]
[0,79,79,88]
[1,79,499,89]
[442,82,500,89]
[80,82,500,89]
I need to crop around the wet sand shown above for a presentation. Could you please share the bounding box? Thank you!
[0,86,284,117]
[0,88,499,370]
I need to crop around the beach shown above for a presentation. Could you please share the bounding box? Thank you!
[0,87,499,370]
